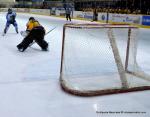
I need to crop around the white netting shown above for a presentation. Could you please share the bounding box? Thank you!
[125,28,150,82]
[60,24,150,96]
[110,27,150,87]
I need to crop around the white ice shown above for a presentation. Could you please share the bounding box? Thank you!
[0,12,150,117]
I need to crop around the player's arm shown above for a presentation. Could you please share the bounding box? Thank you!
[6,13,9,20]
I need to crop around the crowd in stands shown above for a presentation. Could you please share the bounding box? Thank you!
[76,5,150,15]
[82,7,150,15]
[75,0,150,15]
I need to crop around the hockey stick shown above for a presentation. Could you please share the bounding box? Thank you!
[45,26,57,35]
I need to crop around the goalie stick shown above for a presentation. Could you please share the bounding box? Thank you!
[45,27,56,35]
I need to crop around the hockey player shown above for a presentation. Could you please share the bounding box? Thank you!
[3,8,18,35]
[17,17,48,52]
[66,8,71,21]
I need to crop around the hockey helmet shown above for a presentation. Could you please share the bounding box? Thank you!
[29,17,35,21]
[8,8,12,13]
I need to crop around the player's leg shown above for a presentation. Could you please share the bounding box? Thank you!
[69,14,71,21]
[66,14,69,21]
[17,33,33,52]
[3,22,10,34]
[33,29,48,51]
[36,39,49,51]
[13,21,18,33]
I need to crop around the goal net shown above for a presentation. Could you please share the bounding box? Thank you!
[60,23,150,96]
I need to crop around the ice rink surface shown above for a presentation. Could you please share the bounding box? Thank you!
[0,12,150,117]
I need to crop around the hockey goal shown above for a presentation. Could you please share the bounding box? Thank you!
[60,23,150,96]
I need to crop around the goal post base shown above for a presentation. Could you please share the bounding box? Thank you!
[60,79,150,96]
